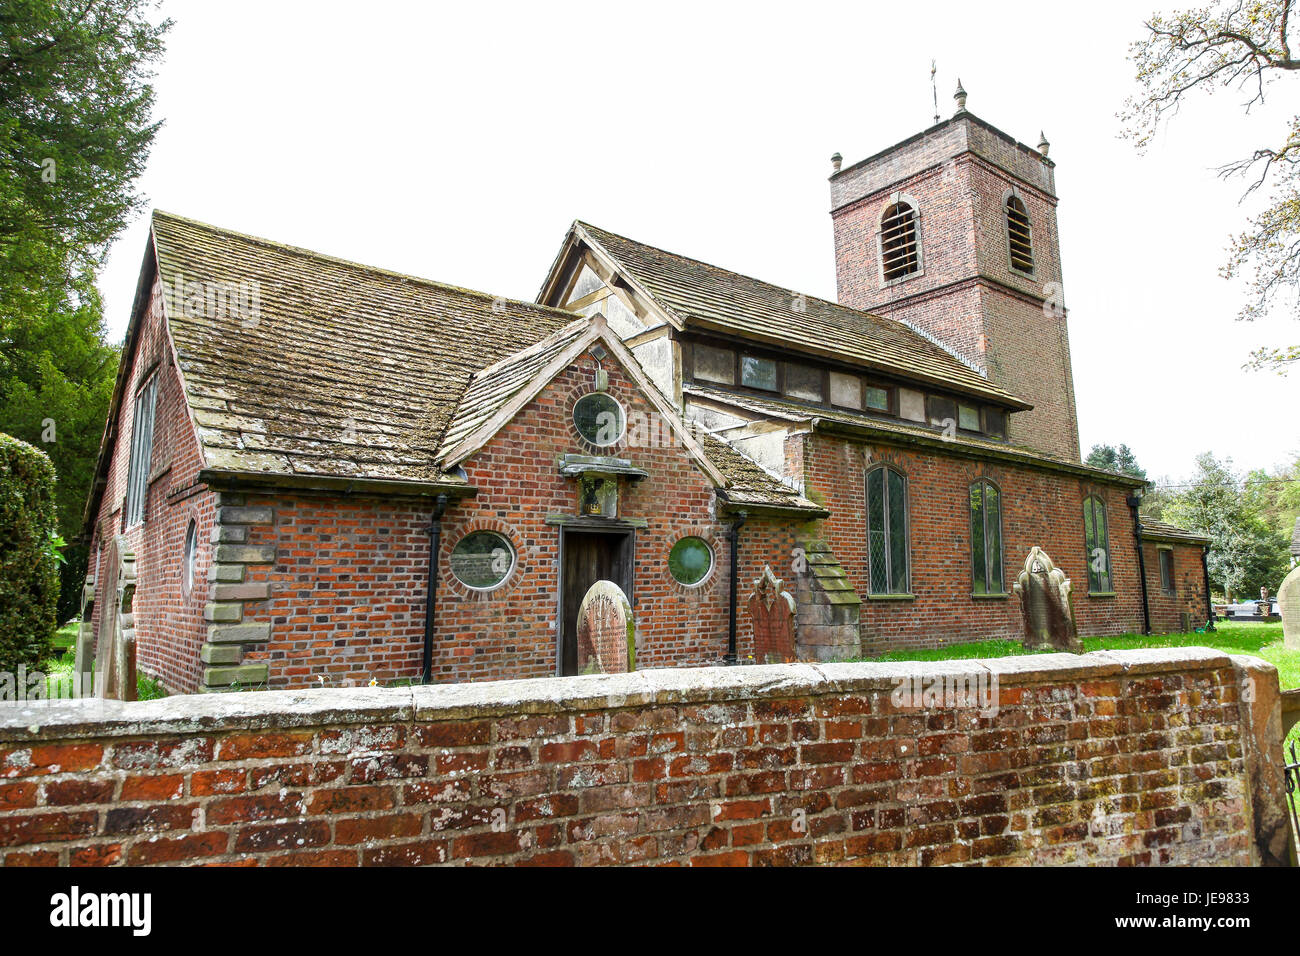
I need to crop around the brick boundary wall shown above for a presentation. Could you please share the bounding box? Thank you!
[0,650,1289,867]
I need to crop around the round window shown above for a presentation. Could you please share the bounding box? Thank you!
[573,392,625,446]
[183,519,198,595]
[669,536,713,587]
[450,531,515,590]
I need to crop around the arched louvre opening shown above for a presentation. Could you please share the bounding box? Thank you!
[880,202,920,281]
[1006,195,1034,273]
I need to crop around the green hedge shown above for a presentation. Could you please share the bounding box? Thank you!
[0,433,59,674]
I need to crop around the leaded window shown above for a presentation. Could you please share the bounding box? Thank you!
[970,480,1004,594]
[866,466,909,594]
[125,373,159,527]
[1083,495,1112,593]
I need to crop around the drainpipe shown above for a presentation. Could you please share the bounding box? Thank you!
[421,494,449,684]
[1201,546,1216,631]
[1126,493,1152,636]
[726,511,748,664]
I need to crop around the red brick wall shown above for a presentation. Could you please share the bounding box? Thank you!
[0,649,1270,867]
[1144,542,1209,635]
[86,280,216,695]
[830,132,1080,461]
[190,349,807,691]
[800,433,1144,652]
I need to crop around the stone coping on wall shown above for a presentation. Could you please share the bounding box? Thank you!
[0,647,1249,742]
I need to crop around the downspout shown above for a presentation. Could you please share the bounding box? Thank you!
[1201,546,1216,631]
[421,494,449,684]
[1126,494,1152,636]
[726,511,748,664]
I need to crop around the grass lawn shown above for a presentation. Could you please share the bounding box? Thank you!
[872,620,1295,686]
[873,620,1298,747]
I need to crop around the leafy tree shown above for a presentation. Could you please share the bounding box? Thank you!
[1160,452,1291,599]
[0,0,170,622]
[1123,1,1300,373]
[1085,443,1148,481]
[1243,453,1300,534]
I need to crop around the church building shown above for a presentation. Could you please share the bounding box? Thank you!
[80,91,1212,694]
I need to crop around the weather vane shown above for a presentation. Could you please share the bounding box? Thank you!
[931,59,939,125]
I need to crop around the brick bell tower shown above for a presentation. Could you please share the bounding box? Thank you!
[828,81,1080,461]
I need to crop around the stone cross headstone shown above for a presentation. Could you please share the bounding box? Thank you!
[1278,565,1300,651]
[575,580,635,674]
[1013,546,1082,653]
[94,535,138,701]
[748,565,796,663]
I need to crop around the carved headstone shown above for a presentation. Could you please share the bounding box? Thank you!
[1013,546,1082,653]
[749,565,796,662]
[575,580,635,674]
[1279,565,1300,651]
[95,535,138,701]
[74,572,96,698]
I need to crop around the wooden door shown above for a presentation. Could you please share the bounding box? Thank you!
[560,530,633,676]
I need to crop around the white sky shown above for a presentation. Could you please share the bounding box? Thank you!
[97,0,1299,482]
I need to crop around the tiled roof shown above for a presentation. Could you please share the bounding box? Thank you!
[150,212,820,513]
[437,318,590,459]
[683,384,1147,486]
[696,432,823,514]
[1140,518,1211,546]
[575,221,1030,409]
[153,211,577,485]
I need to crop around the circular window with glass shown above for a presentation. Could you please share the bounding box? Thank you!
[450,531,516,591]
[668,536,714,587]
[573,392,625,447]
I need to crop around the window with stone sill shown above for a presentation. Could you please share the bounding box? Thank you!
[866,465,909,595]
[1159,548,1175,595]
[970,480,1005,595]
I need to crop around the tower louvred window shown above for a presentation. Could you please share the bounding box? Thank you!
[880,202,920,281]
[1006,195,1034,272]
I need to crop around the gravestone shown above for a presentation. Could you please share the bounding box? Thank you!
[94,535,139,701]
[575,580,635,674]
[1279,565,1300,651]
[1013,546,1083,653]
[748,565,796,663]
[74,573,96,698]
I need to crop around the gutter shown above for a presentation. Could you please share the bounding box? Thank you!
[421,494,450,683]
[813,418,1148,489]
[198,469,477,502]
[725,511,748,664]
[1201,547,1217,632]
[1126,494,1152,636]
